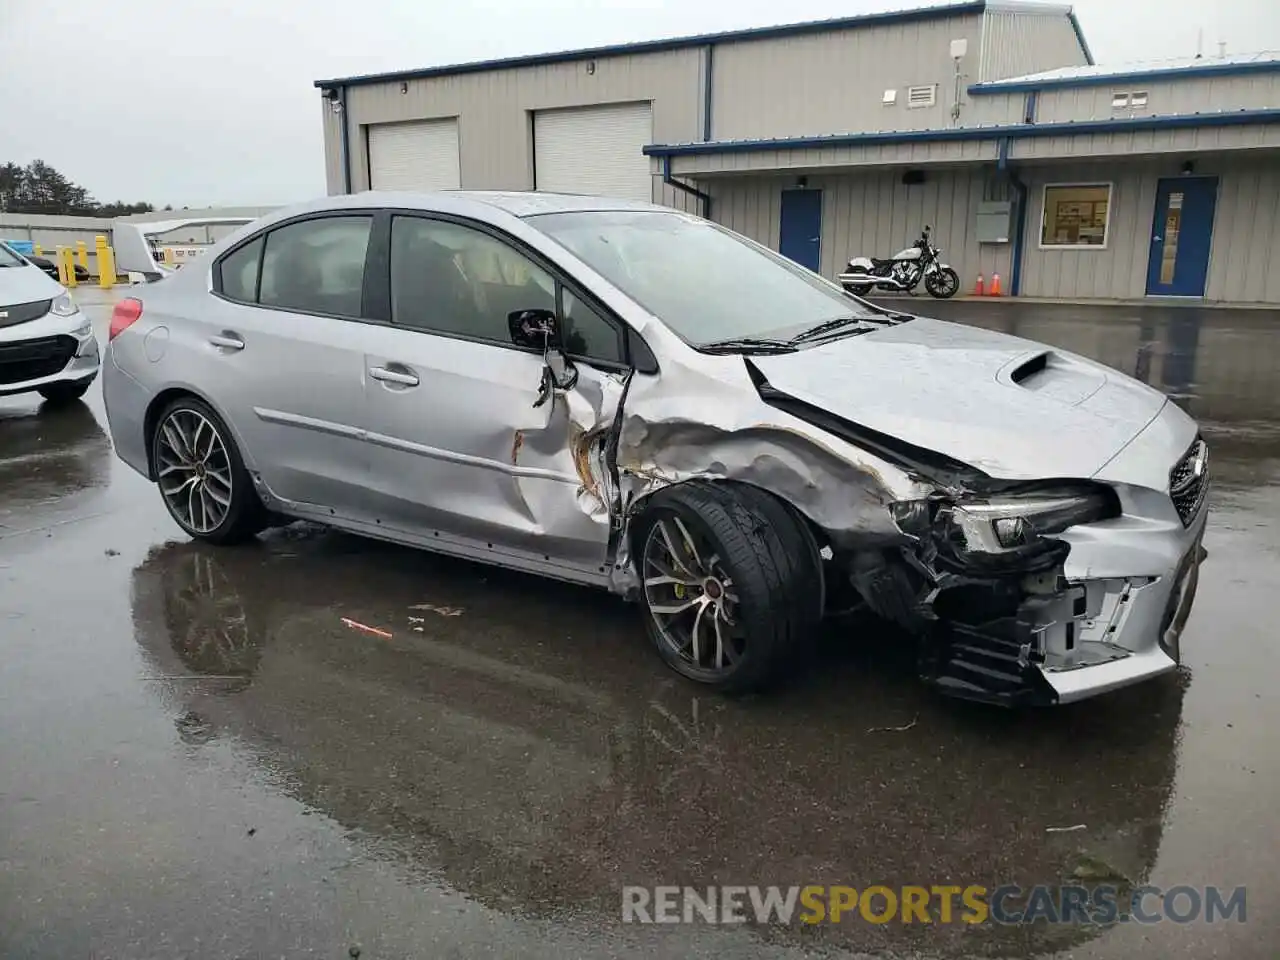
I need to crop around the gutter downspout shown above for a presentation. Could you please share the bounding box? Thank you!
[339,85,352,194]
[662,155,712,219]
[998,136,1027,298]
[703,43,714,141]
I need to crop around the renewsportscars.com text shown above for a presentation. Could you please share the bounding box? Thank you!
[621,884,1247,926]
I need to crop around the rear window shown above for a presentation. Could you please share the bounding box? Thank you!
[257,216,372,318]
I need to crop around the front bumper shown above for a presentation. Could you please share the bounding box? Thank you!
[0,311,100,397]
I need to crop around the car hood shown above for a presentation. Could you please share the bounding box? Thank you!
[0,261,65,306]
[750,316,1169,481]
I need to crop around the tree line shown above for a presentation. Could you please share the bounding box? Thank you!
[0,160,154,217]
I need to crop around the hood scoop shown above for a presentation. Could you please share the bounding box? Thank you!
[1008,350,1050,385]
[999,349,1105,405]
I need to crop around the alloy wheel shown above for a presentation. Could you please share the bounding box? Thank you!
[642,515,746,673]
[156,409,233,535]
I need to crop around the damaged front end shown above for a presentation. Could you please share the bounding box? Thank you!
[879,486,1121,705]
[746,367,1204,707]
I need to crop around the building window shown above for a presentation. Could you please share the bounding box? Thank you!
[907,84,937,108]
[1130,91,1149,109]
[883,88,898,105]
[1040,184,1112,248]
[1111,92,1131,109]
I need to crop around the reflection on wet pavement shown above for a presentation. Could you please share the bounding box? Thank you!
[2,298,1278,959]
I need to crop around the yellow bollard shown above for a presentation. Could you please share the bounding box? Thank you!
[75,240,89,271]
[62,247,78,287]
[55,247,71,285]
[162,246,174,267]
[95,236,114,289]
[33,244,43,256]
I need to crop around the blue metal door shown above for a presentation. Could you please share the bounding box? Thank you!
[779,189,823,273]
[1146,177,1218,297]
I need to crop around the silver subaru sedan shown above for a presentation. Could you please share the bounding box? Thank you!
[102,191,1207,706]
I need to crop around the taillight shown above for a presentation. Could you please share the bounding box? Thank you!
[109,297,143,341]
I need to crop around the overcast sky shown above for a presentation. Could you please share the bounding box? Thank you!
[1,0,1276,207]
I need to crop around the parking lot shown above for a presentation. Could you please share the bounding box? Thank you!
[2,289,1278,959]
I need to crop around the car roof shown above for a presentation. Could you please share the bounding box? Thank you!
[279,190,667,222]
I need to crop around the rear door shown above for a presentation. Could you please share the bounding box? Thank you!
[200,213,374,515]
[357,213,632,573]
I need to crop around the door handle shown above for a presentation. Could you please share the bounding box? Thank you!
[208,332,245,351]
[369,365,420,387]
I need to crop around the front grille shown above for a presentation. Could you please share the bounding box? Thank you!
[0,335,77,385]
[1169,437,1209,526]
[0,299,52,329]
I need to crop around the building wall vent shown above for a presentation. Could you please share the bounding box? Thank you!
[907,84,938,108]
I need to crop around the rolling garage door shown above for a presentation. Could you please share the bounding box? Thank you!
[367,119,461,191]
[533,103,653,202]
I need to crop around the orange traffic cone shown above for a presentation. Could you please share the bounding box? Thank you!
[974,273,985,296]
[989,272,1002,296]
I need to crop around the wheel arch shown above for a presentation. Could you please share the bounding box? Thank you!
[142,385,255,481]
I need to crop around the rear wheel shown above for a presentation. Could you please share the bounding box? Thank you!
[635,482,821,693]
[38,380,91,405]
[151,396,266,545]
[926,266,960,299]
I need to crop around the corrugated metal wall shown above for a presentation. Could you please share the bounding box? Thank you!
[708,167,1013,287]
[1017,156,1280,304]
[1035,74,1280,123]
[333,47,703,210]
[978,9,1088,82]
[1204,160,1280,303]
[711,13,985,140]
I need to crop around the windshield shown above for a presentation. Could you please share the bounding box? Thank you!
[0,242,28,268]
[529,209,873,346]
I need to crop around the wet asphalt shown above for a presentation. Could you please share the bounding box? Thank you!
[2,291,1278,959]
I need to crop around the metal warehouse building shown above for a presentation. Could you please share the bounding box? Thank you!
[316,0,1280,305]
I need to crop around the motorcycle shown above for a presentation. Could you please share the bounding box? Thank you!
[839,226,960,299]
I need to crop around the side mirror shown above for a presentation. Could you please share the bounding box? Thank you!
[508,308,561,350]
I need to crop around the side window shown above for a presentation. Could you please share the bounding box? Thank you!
[561,289,623,363]
[217,236,262,303]
[258,216,372,317]
[392,216,555,342]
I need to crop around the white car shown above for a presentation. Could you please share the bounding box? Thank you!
[0,240,100,403]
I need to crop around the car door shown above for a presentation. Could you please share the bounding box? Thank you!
[358,213,633,574]
[201,213,374,516]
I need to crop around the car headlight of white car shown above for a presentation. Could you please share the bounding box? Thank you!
[50,292,81,318]
[893,484,1120,559]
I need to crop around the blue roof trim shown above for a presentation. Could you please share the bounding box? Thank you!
[1066,10,1094,65]
[314,1,987,88]
[642,109,1280,156]
[969,57,1280,95]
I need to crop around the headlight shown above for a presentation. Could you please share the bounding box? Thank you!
[893,485,1120,555]
[50,292,80,317]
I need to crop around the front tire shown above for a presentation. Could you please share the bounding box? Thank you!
[151,396,266,545]
[38,380,91,405]
[926,267,960,299]
[635,482,821,694]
